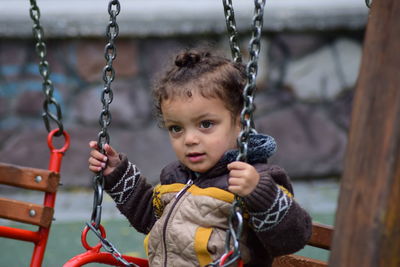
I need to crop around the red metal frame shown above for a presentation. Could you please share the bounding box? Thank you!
[64,251,149,267]
[0,129,70,267]
[63,224,149,267]
[219,251,244,267]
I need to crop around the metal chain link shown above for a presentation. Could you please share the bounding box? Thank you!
[222,0,242,63]
[237,0,265,162]
[29,0,64,136]
[365,0,372,8]
[91,0,120,229]
[87,1,133,267]
[209,1,266,266]
[86,223,138,267]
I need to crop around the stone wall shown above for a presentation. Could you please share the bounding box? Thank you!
[0,1,368,187]
[0,32,363,187]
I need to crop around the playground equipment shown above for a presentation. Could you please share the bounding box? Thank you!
[2,0,399,266]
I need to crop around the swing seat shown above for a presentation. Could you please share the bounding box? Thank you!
[272,222,333,267]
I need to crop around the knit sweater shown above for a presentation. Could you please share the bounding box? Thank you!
[104,134,312,266]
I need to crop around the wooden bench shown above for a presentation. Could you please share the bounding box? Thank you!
[273,222,333,267]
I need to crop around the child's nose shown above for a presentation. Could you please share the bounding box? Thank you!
[184,131,199,146]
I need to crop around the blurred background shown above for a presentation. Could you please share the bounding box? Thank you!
[0,0,369,266]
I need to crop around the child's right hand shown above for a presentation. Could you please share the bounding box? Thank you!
[88,141,121,176]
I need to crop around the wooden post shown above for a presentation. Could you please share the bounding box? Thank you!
[329,1,400,266]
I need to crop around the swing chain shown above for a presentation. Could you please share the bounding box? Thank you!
[210,1,266,266]
[237,0,265,163]
[225,197,244,265]
[29,0,64,136]
[89,2,133,267]
[91,0,120,230]
[86,223,138,267]
[98,0,120,151]
[222,0,242,63]
[365,0,372,8]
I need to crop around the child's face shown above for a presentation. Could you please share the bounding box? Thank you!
[161,93,241,173]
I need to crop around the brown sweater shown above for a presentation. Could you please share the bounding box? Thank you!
[104,134,312,266]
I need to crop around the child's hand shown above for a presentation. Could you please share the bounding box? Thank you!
[88,141,121,176]
[227,161,260,197]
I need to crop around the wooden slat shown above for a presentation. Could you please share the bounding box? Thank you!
[272,222,333,267]
[0,162,60,192]
[273,254,327,267]
[0,197,54,228]
[308,223,333,250]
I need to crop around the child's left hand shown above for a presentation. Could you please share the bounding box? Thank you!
[227,161,260,197]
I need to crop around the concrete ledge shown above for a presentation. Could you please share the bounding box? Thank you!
[2,0,368,38]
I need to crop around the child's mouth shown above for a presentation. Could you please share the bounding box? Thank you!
[187,152,205,163]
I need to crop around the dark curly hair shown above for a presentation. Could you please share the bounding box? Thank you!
[153,49,246,126]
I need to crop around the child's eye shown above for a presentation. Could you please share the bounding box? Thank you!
[168,125,182,133]
[200,121,214,129]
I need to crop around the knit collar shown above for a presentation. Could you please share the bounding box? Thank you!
[222,133,277,165]
[181,133,277,180]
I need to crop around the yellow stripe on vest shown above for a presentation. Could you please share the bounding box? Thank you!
[155,183,186,195]
[194,227,213,266]
[187,186,234,203]
[154,183,235,203]
[143,233,150,256]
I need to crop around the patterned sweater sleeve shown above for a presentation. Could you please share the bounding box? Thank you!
[243,164,312,256]
[103,154,156,234]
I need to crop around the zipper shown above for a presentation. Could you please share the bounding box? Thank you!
[162,179,193,267]
[175,179,193,199]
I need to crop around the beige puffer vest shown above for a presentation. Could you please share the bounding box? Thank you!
[144,181,251,267]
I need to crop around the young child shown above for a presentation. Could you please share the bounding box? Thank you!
[88,49,312,267]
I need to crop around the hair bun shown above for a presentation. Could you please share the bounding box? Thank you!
[175,51,201,68]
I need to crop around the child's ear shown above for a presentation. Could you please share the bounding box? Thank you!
[234,115,241,131]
